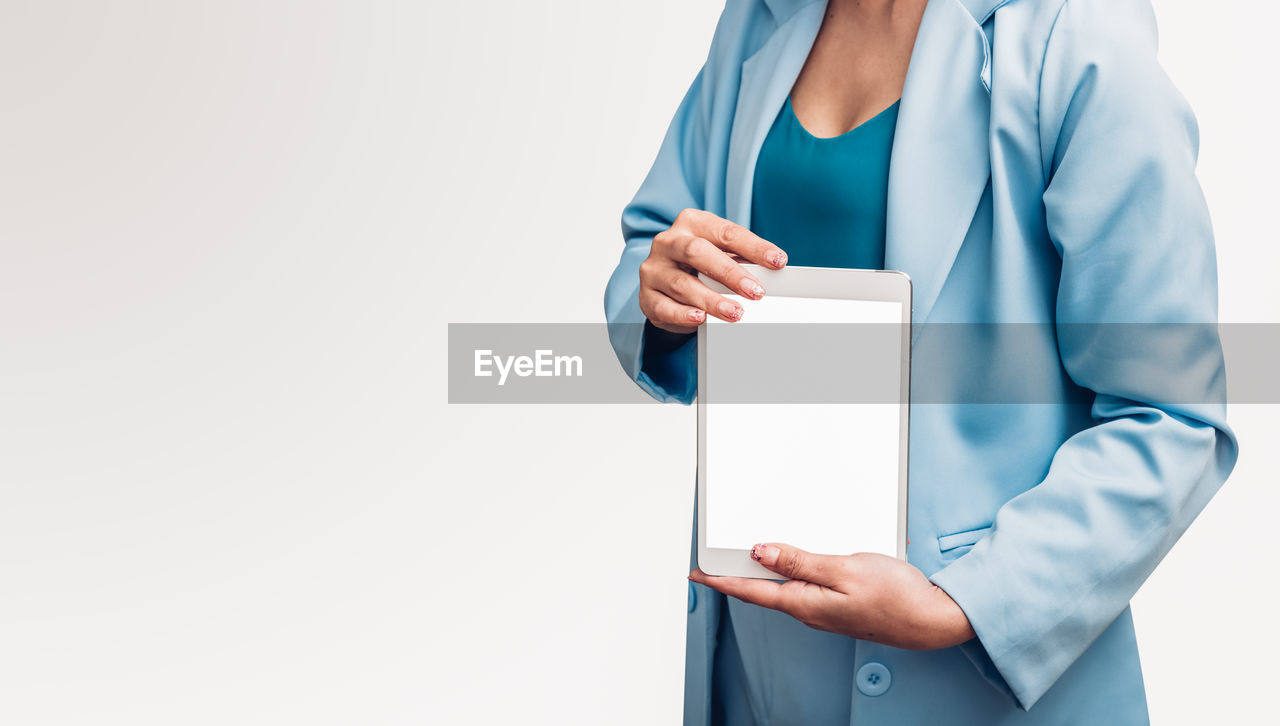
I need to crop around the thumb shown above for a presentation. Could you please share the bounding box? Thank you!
[750,543,843,585]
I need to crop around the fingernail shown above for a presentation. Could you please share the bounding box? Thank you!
[688,308,706,323]
[719,302,743,321]
[740,279,766,300]
[750,544,776,565]
[769,251,788,268]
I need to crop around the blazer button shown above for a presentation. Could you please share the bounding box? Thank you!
[688,582,697,613]
[856,662,892,697]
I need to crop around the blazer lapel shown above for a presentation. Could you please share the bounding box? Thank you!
[886,0,994,340]
[724,1,827,226]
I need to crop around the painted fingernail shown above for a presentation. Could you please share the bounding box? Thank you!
[688,308,706,323]
[769,251,788,268]
[740,279,766,300]
[719,302,743,321]
[750,544,776,564]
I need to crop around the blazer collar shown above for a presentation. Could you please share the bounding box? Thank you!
[725,0,993,338]
[957,0,1012,24]
[761,0,820,23]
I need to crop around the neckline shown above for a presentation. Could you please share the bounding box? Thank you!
[785,96,901,142]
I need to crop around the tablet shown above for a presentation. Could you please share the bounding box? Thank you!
[697,265,911,579]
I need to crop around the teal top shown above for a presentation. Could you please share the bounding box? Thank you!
[749,96,900,269]
[711,96,900,725]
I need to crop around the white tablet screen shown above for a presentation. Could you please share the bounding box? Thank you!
[704,295,903,556]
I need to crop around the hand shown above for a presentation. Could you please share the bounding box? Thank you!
[689,543,976,651]
[639,208,788,334]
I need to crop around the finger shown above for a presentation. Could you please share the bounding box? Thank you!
[676,208,788,269]
[639,287,706,332]
[690,569,834,626]
[689,569,789,610]
[750,543,847,586]
[668,236,766,301]
[659,268,744,323]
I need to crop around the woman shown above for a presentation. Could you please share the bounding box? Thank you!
[604,0,1237,724]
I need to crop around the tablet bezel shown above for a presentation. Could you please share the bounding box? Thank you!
[696,265,912,579]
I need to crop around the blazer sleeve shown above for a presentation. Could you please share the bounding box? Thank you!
[928,0,1239,710]
[603,12,730,405]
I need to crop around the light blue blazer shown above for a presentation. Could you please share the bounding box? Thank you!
[604,0,1238,723]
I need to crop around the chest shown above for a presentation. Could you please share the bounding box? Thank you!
[788,0,926,137]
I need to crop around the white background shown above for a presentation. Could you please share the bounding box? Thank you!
[0,1,1275,724]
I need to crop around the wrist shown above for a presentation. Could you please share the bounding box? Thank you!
[930,585,976,648]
